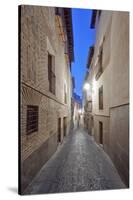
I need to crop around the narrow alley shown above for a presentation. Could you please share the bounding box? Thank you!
[25,127,125,194]
[19,6,129,195]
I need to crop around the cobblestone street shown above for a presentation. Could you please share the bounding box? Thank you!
[25,127,125,194]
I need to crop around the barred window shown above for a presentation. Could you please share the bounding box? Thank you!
[27,105,39,135]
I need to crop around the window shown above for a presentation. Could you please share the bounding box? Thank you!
[95,43,103,80]
[99,45,103,69]
[48,53,56,94]
[99,86,103,110]
[64,83,67,104]
[27,105,39,135]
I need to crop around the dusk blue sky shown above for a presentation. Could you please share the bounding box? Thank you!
[71,9,96,98]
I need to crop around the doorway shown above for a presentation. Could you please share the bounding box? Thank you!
[63,117,67,137]
[99,121,103,145]
[57,118,61,143]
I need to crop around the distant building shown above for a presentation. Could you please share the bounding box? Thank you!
[20,5,74,192]
[83,10,129,186]
[73,92,82,129]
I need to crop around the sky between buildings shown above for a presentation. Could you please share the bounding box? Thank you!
[71,8,96,98]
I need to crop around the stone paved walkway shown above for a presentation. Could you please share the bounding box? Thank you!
[24,127,125,194]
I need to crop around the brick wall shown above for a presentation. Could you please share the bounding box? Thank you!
[20,5,72,192]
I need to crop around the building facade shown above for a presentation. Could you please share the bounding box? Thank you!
[73,93,82,129]
[83,10,129,186]
[19,5,74,192]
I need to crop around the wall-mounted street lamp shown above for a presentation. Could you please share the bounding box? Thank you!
[78,108,84,115]
[78,109,82,114]
[83,82,90,90]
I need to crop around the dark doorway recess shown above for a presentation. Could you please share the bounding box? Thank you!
[58,118,61,143]
[63,117,67,137]
[99,121,103,145]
